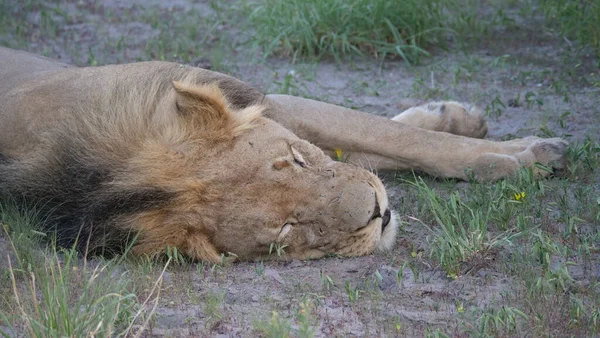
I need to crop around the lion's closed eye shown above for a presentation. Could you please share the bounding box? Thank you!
[277,223,293,243]
[291,146,307,168]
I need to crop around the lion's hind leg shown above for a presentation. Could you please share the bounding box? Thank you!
[392,101,488,139]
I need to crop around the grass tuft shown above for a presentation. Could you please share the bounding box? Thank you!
[246,0,452,64]
[539,0,600,65]
[2,250,140,337]
[408,175,528,277]
[0,202,162,337]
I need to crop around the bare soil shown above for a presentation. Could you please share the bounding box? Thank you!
[1,0,599,337]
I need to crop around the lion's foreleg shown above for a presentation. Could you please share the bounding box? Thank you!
[264,95,567,181]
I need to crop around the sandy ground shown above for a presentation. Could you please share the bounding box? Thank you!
[0,0,599,336]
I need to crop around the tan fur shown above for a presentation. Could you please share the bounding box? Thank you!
[0,47,569,262]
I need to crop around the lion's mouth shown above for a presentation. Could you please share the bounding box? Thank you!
[370,198,392,231]
[377,209,398,252]
[381,209,391,229]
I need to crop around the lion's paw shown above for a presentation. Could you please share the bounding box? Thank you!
[473,137,568,181]
[471,137,568,181]
[516,137,568,172]
[393,101,488,138]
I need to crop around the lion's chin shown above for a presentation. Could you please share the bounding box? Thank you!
[377,210,399,252]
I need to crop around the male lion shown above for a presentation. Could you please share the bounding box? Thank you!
[0,47,567,262]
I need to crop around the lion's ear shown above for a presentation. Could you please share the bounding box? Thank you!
[172,81,234,134]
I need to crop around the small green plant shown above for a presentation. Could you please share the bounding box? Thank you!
[273,71,299,95]
[333,148,346,162]
[569,296,585,327]
[344,280,360,303]
[551,80,570,102]
[409,177,522,276]
[255,261,265,277]
[197,261,206,279]
[165,244,189,266]
[531,230,560,273]
[473,306,528,336]
[374,270,383,284]
[453,65,472,85]
[210,262,224,276]
[269,243,288,257]
[203,290,225,328]
[524,91,543,109]
[396,261,408,287]
[566,139,600,179]
[319,270,335,291]
[254,311,292,338]
[295,298,317,338]
[557,111,571,129]
[408,261,421,282]
[425,328,450,338]
[485,95,506,118]
[87,47,97,67]
[592,307,600,334]
[490,54,510,68]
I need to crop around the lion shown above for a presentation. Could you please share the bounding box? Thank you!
[0,47,567,263]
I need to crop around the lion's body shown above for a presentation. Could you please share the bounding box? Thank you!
[0,49,264,158]
[0,47,567,262]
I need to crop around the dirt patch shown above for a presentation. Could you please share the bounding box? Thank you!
[1,0,599,337]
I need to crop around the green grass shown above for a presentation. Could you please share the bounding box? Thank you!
[141,5,222,64]
[2,250,138,337]
[246,0,452,64]
[253,311,292,338]
[0,0,229,67]
[408,175,529,277]
[467,306,529,336]
[400,150,600,336]
[538,0,600,66]
[0,203,164,337]
[245,0,600,64]
[0,0,63,49]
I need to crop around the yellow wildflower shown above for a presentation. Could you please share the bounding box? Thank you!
[513,191,526,201]
[334,148,344,161]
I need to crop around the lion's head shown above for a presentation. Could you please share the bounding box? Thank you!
[0,73,398,263]
[129,82,398,262]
